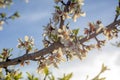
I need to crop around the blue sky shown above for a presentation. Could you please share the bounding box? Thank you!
[0,0,120,80]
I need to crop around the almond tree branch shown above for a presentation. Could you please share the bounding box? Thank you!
[0,19,120,68]
[59,16,64,29]
[114,14,119,22]
[0,42,63,68]
[80,19,120,43]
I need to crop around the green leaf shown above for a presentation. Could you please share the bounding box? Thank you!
[8,54,12,58]
[28,45,32,52]
[8,48,13,54]
[72,28,79,36]
[43,66,49,76]
[71,0,76,2]
[116,6,120,15]
[10,16,16,20]
[5,73,12,80]
[101,64,109,73]
[64,73,73,80]
[14,72,22,80]
[26,72,38,80]
[48,74,55,80]
[10,12,20,20]
[13,12,20,18]
[26,72,33,80]
[0,13,6,18]
[0,54,3,59]
[50,34,58,42]
[34,78,38,80]
[54,6,60,10]
[92,64,109,80]
[58,73,73,80]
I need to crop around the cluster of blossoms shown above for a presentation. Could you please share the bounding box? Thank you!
[103,27,118,40]
[37,47,64,73]
[53,0,85,24]
[84,20,119,40]
[0,0,28,8]
[42,23,94,71]
[0,48,12,61]
[17,36,34,54]
[42,20,107,67]
[84,20,104,38]
[84,20,119,49]
[17,36,34,66]
[0,12,20,31]
[14,0,118,72]
[37,0,93,71]
[0,0,12,8]
[41,10,119,73]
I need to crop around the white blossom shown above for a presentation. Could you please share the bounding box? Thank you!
[72,12,86,22]
[96,23,104,33]
[25,36,29,41]
[0,21,4,31]
[77,0,84,5]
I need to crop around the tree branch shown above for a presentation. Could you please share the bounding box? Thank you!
[114,14,119,22]
[80,19,120,43]
[59,16,64,29]
[0,42,63,68]
[0,19,120,68]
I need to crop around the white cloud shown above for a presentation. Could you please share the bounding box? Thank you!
[115,52,120,66]
[51,44,120,80]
